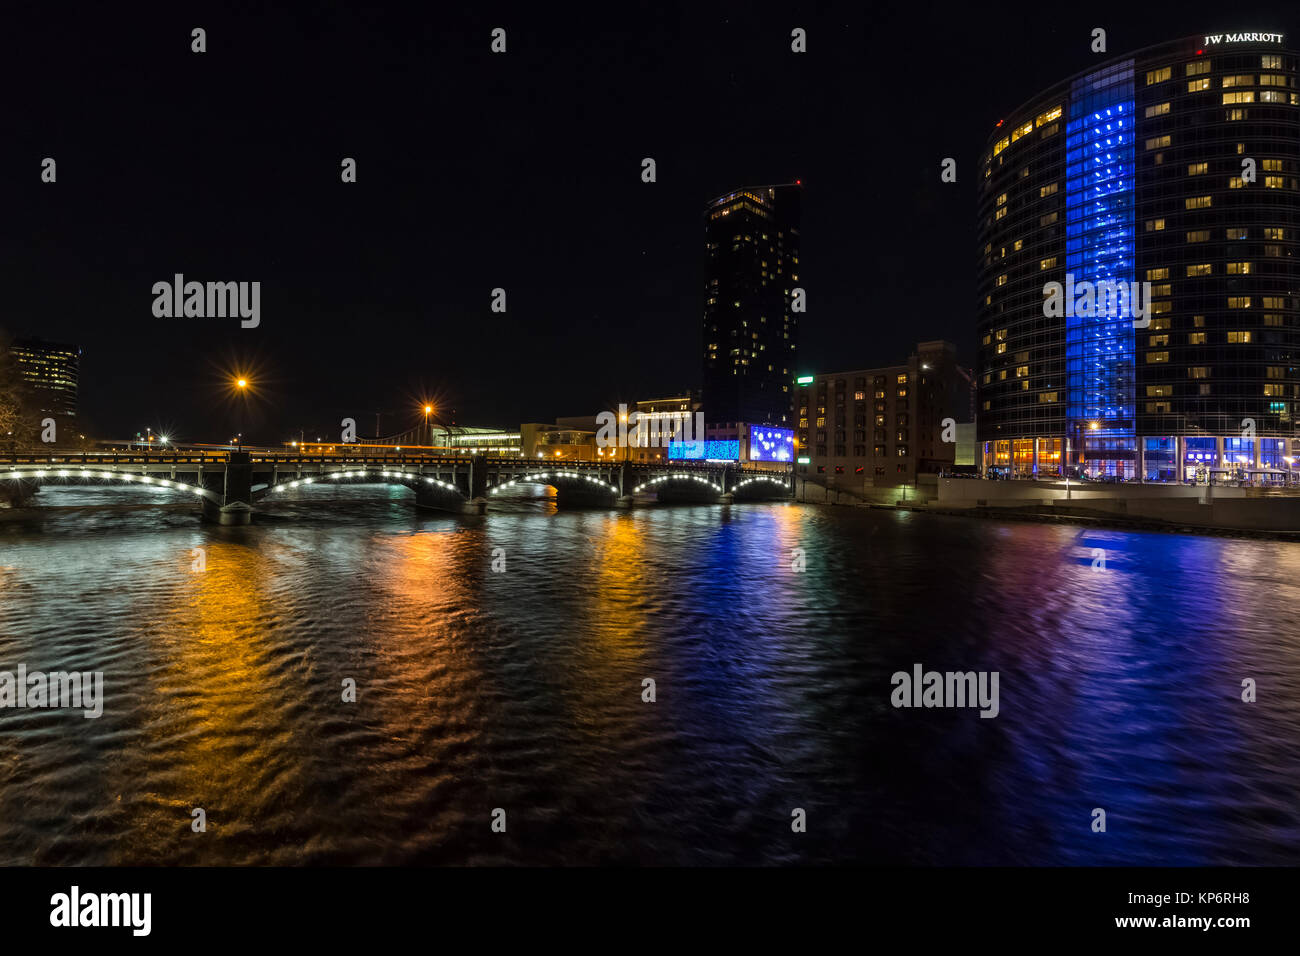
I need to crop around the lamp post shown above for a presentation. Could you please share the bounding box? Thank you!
[234,378,248,451]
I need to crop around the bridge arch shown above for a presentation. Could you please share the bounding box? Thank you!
[258,469,466,503]
[2,467,222,504]
[631,473,724,495]
[731,475,792,500]
[488,470,619,506]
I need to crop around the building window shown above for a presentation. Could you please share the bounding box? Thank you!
[1146,66,1172,84]
[1185,60,1211,77]
[1145,135,1171,150]
[1188,78,1211,92]
[1185,195,1212,210]
[1187,162,1208,175]
[1227,331,1252,344]
[1145,102,1170,117]
[1186,263,1212,277]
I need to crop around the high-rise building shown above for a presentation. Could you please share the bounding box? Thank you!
[795,341,973,490]
[9,337,81,418]
[702,183,802,430]
[977,33,1299,481]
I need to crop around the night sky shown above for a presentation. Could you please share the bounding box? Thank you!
[3,1,1293,443]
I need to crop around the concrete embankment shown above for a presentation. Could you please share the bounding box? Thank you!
[797,475,1300,539]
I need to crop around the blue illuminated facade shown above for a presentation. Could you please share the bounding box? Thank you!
[668,439,740,461]
[747,425,795,462]
[1065,61,1136,477]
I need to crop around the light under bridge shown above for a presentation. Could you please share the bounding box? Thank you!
[2,452,793,524]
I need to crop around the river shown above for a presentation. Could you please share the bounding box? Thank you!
[1,484,1297,865]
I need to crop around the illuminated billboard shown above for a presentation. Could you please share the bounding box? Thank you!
[667,440,740,461]
[748,426,795,462]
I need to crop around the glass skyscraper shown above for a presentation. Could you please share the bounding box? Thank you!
[977,33,1298,481]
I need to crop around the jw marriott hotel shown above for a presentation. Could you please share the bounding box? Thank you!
[977,32,1299,480]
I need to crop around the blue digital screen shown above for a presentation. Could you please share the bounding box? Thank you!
[748,425,794,462]
[668,440,739,460]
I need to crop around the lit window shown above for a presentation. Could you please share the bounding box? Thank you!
[1146,351,1170,364]
[1039,257,1057,270]
[1226,262,1253,275]
[1144,218,1165,231]
[1222,91,1254,105]
[1186,230,1210,243]
[1228,297,1251,309]
[1035,105,1062,126]
[1188,332,1207,345]
[1146,66,1172,84]
[1227,331,1252,344]
[1145,135,1171,150]
[1039,182,1058,197]
[1185,60,1211,77]
[1145,267,1169,281]
[1187,162,1208,175]
[1185,195,1212,210]
[1221,74,1255,88]
[1145,102,1170,118]
[1186,263,1212,277]
[1188,78,1211,92]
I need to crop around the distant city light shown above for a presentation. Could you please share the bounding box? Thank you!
[796,375,815,385]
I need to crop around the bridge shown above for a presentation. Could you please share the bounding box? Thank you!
[1,451,793,524]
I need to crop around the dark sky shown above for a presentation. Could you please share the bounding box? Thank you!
[3,1,1293,442]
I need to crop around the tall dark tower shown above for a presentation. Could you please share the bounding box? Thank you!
[702,183,802,429]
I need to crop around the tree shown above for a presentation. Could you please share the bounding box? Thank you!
[0,332,37,451]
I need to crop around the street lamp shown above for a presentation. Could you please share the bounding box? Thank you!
[233,377,249,450]
[424,404,433,446]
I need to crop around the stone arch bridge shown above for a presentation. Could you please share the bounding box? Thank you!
[2,452,793,524]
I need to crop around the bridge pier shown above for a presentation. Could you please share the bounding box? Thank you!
[201,451,254,524]
[1,477,39,508]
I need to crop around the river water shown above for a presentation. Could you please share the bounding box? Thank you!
[1,484,1297,865]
